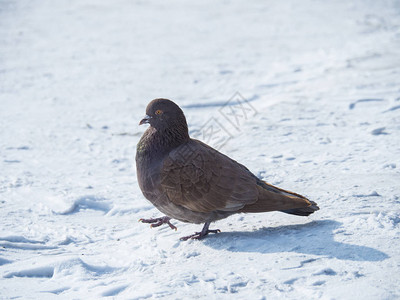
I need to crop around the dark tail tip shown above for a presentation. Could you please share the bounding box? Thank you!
[281,200,319,216]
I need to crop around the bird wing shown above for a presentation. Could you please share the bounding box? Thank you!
[160,139,258,213]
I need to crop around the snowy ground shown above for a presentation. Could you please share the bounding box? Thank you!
[1,0,400,298]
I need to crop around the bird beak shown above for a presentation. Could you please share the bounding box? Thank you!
[139,115,151,125]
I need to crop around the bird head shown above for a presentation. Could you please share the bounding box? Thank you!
[139,98,188,133]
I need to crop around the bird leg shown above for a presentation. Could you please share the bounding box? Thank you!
[180,221,221,241]
[139,216,177,231]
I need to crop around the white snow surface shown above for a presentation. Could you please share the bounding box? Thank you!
[1,0,400,299]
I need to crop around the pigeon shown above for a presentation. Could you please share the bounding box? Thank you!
[136,98,319,240]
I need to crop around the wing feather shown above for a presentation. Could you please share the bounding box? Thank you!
[160,140,258,213]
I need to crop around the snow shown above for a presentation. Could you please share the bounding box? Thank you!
[1,0,400,298]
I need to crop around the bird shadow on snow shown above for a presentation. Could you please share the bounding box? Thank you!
[203,220,388,262]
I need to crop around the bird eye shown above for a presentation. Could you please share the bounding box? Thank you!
[155,109,163,115]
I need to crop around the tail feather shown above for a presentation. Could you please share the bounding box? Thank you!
[240,179,319,216]
[281,200,319,216]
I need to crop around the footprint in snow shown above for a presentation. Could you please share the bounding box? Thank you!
[349,98,384,110]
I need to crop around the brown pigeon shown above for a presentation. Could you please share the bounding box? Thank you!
[136,98,319,240]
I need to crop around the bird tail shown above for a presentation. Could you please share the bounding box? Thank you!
[240,179,319,216]
[280,200,319,216]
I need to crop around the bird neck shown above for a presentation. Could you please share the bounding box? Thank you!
[138,124,190,158]
[157,123,190,150]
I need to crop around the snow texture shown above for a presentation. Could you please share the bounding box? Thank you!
[1,0,400,299]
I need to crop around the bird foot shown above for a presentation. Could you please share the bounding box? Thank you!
[139,216,177,231]
[180,229,221,241]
